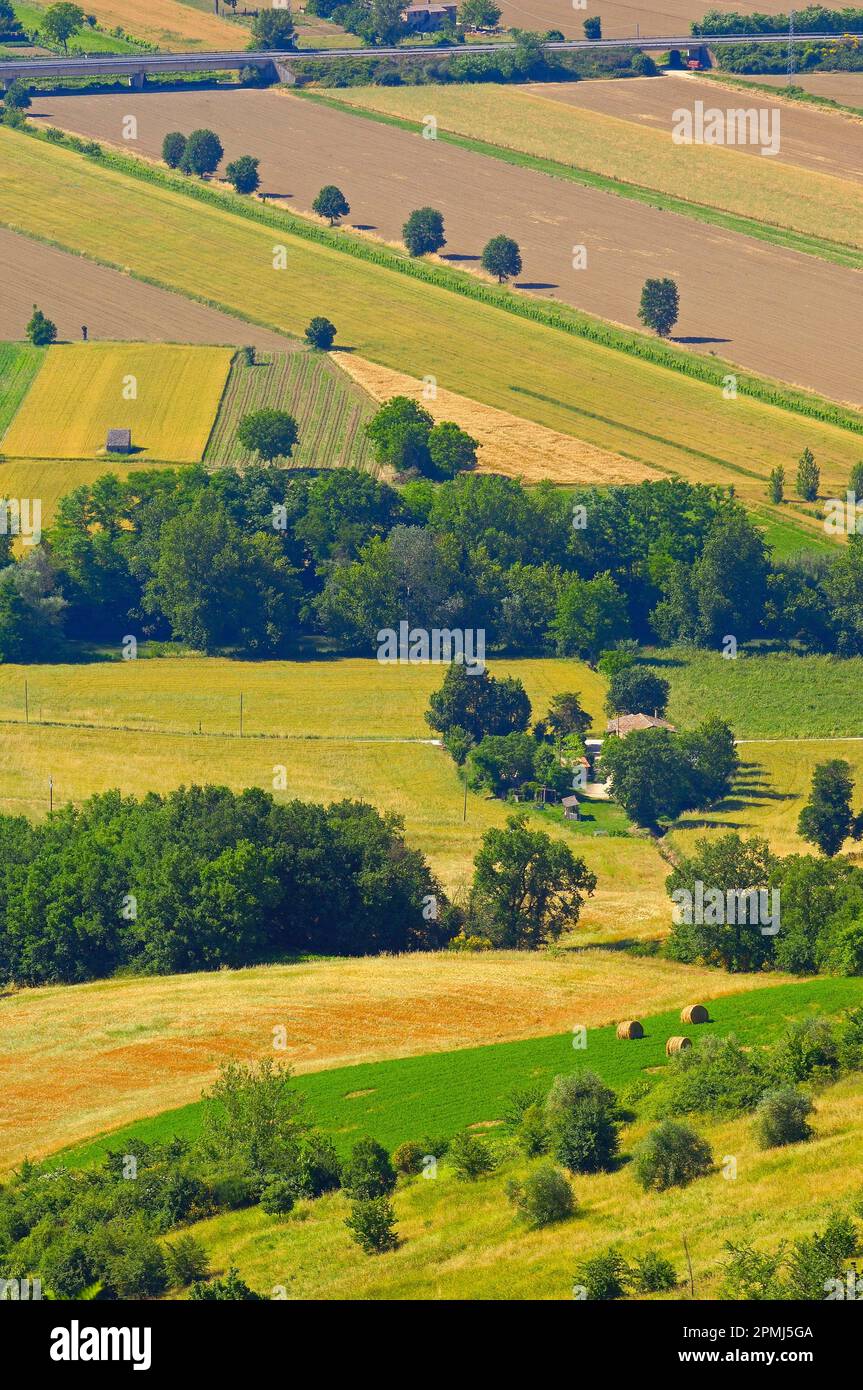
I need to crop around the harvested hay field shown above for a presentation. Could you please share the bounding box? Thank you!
[1,342,232,462]
[25,87,863,406]
[336,355,655,484]
[0,951,797,1168]
[2,130,861,495]
[496,0,789,40]
[0,720,667,919]
[523,72,863,184]
[204,349,377,472]
[725,70,863,111]
[67,0,243,48]
[0,226,299,353]
[669,738,863,861]
[323,82,863,254]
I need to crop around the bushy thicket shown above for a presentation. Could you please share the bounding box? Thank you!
[694,6,863,34]
[667,833,863,975]
[17,469,862,664]
[0,785,449,985]
[723,1209,860,1299]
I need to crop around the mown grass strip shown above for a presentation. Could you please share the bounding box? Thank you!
[297,88,863,272]
[0,341,45,440]
[14,121,863,438]
[49,977,863,1167]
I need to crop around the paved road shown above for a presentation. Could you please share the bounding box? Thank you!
[1,33,861,82]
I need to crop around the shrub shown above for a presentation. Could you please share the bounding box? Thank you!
[448,1130,495,1181]
[545,1071,620,1175]
[517,1103,550,1158]
[305,316,337,350]
[208,1174,258,1210]
[502,1082,546,1129]
[573,1248,628,1301]
[772,1018,839,1084]
[260,1178,296,1216]
[296,1134,341,1198]
[507,1163,575,1228]
[189,1266,262,1300]
[345,1197,399,1254]
[633,1120,713,1191]
[653,1034,768,1117]
[755,1087,814,1149]
[342,1138,396,1200]
[630,1249,678,1293]
[99,1229,168,1300]
[392,1141,426,1176]
[165,1235,210,1287]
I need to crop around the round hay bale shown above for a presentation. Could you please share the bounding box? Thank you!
[681,1004,709,1025]
[666,1035,692,1057]
[616,1020,644,1040]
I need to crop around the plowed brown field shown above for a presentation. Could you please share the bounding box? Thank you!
[27,87,863,405]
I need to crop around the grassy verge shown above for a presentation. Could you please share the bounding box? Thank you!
[51,978,862,1167]
[297,88,863,272]
[703,69,863,120]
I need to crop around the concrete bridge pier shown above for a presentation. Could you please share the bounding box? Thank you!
[271,59,295,85]
[130,70,146,89]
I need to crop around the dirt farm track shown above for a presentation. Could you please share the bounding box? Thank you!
[26,86,863,406]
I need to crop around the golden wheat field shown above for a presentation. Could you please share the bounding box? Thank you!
[0,951,795,1169]
[0,343,232,462]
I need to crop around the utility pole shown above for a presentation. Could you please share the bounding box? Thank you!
[787,9,795,84]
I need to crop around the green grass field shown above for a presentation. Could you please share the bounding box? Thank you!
[0,340,43,438]
[54,977,863,1168]
[204,349,377,471]
[171,1068,863,1300]
[11,3,146,51]
[1,131,862,503]
[662,650,863,738]
[0,342,232,461]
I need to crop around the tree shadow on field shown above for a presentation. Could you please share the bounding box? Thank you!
[516,281,558,292]
[441,252,480,262]
[672,335,731,346]
[351,224,377,232]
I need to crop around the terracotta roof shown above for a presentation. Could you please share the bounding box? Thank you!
[605,713,676,736]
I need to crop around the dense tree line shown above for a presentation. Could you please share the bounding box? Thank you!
[0,786,450,985]
[3,469,863,661]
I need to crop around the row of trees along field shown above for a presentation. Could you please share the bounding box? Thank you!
[5,1007,863,1297]
[6,467,863,662]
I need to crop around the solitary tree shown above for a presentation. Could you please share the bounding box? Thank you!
[251,8,296,48]
[583,16,602,39]
[469,813,596,949]
[605,667,670,718]
[42,2,84,53]
[312,184,350,225]
[305,316,337,350]
[162,131,187,169]
[180,129,224,178]
[638,277,679,337]
[237,409,299,462]
[481,234,522,284]
[26,305,57,346]
[798,759,856,856]
[849,460,863,503]
[769,465,784,504]
[795,447,819,502]
[402,206,446,257]
[225,154,260,194]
